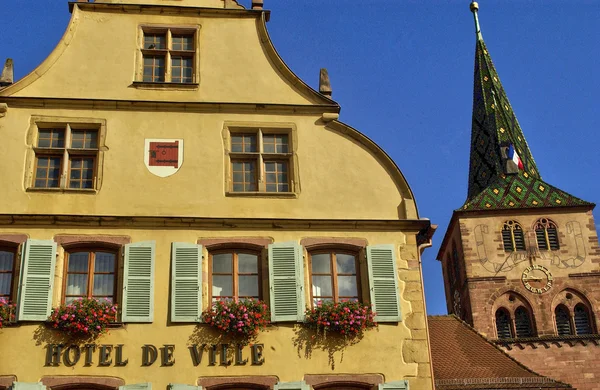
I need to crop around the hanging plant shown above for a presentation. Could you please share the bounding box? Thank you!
[0,299,16,328]
[48,298,118,338]
[202,299,270,342]
[304,300,377,339]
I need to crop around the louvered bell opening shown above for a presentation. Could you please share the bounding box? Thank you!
[513,230,526,251]
[495,309,512,339]
[555,305,573,336]
[547,227,560,250]
[574,304,592,335]
[502,230,514,252]
[535,228,548,250]
[514,307,533,338]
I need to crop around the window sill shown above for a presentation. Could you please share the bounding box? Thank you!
[131,81,199,90]
[225,191,298,199]
[27,188,97,194]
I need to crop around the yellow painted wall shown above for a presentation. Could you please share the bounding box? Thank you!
[0,227,432,389]
[0,2,432,389]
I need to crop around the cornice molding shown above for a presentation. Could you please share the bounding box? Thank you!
[0,97,339,114]
[0,214,431,232]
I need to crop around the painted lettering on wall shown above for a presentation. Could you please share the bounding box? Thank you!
[44,344,265,367]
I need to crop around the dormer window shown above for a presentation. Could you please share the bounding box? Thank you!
[140,27,197,84]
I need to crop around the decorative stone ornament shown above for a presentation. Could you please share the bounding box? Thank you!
[144,139,184,177]
[521,264,553,294]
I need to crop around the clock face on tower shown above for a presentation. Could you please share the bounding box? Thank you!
[521,265,553,294]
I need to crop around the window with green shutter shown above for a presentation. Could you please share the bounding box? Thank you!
[168,384,202,390]
[122,242,155,323]
[17,239,57,321]
[12,382,47,390]
[274,382,310,390]
[378,381,409,390]
[171,243,203,323]
[268,242,305,322]
[119,384,152,390]
[366,245,401,322]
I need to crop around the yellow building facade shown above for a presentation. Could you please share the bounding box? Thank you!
[0,1,434,390]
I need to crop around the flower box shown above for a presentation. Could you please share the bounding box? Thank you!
[202,299,270,342]
[304,300,377,338]
[48,298,118,338]
[0,299,16,328]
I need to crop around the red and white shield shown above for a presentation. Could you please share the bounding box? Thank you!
[144,139,184,177]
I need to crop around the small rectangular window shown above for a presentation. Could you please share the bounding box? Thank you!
[141,28,196,84]
[32,124,100,190]
[309,251,359,305]
[228,128,293,193]
[210,250,261,302]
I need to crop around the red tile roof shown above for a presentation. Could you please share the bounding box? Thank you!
[428,315,572,389]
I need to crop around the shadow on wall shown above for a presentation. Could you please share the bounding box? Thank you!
[292,324,368,370]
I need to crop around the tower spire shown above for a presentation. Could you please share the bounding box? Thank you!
[461,3,592,211]
[470,1,483,41]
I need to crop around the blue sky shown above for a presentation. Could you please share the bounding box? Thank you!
[1,1,599,315]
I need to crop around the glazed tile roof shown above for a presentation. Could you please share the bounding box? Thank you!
[428,316,571,389]
[463,23,592,211]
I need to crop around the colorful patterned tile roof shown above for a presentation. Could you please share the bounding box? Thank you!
[462,9,592,212]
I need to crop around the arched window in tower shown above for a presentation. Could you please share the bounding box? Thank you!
[495,308,513,339]
[502,220,526,252]
[555,305,573,336]
[534,218,560,250]
[514,306,533,338]
[574,303,593,335]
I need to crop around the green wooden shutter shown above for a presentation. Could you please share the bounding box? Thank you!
[378,381,409,390]
[274,382,310,390]
[268,242,305,322]
[119,384,151,390]
[122,242,155,322]
[12,383,47,390]
[367,244,402,322]
[168,385,202,390]
[171,243,203,323]
[17,239,57,321]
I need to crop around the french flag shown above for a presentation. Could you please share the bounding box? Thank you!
[508,144,524,170]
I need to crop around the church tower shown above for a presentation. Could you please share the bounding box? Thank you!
[438,3,600,388]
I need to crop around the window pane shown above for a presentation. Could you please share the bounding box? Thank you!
[68,252,90,272]
[238,253,258,273]
[212,275,233,297]
[66,274,88,296]
[0,274,12,296]
[213,253,233,273]
[263,134,289,153]
[143,56,165,82]
[338,276,358,297]
[232,160,256,192]
[336,254,356,274]
[0,252,14,272]
[312,276,333,298]
[311,253,331,273]
[71,130,98,149]
[95,252,116,273]
[93,274,114,296]
[38,129,65,148]
[144,33,166,49]
[35,157,62,188]
[231,134,257,153]
[173,34,194,51]
[239,275,259,297]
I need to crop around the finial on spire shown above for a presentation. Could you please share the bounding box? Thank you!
[470,1,483,41]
